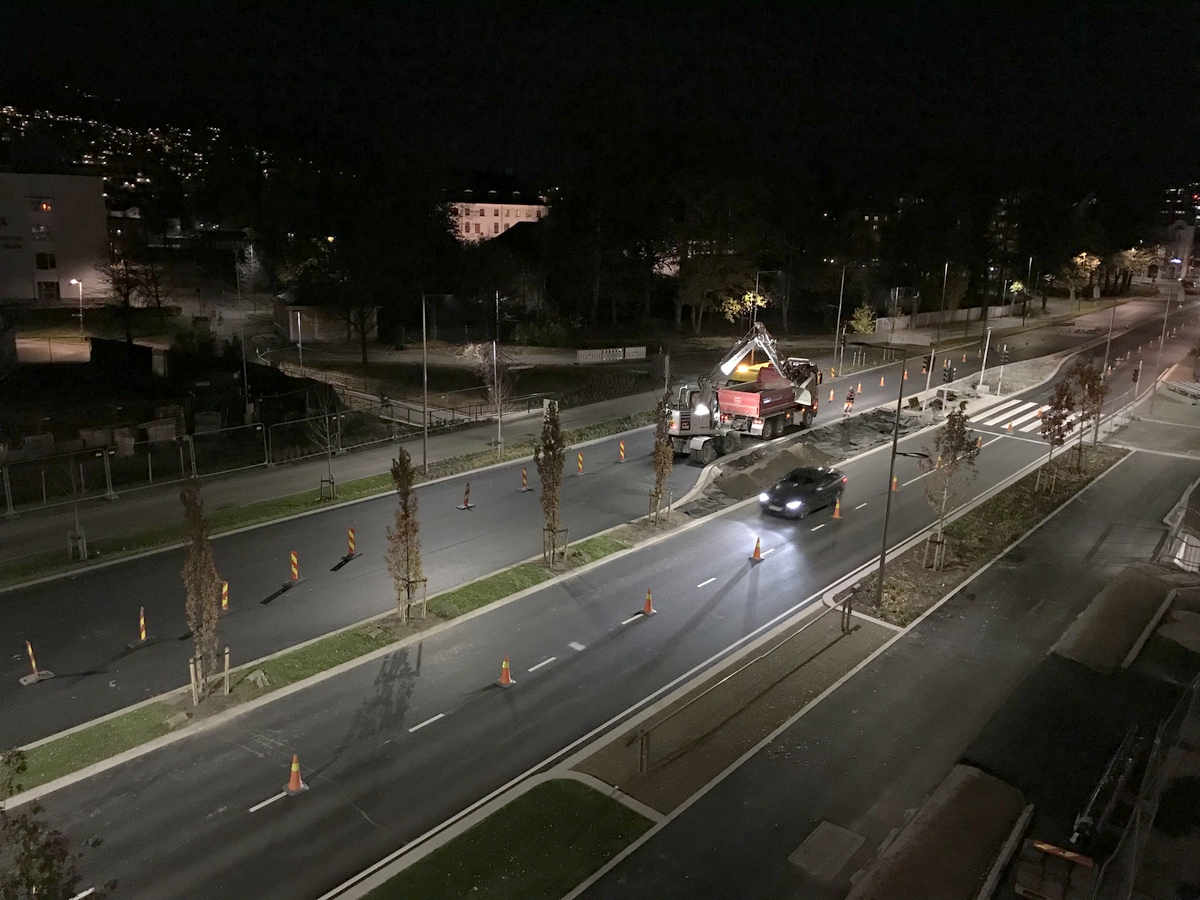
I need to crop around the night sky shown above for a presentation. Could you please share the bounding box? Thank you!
[4,2,1199,190]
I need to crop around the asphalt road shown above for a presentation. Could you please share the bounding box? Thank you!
[4,294,1181,749]
[40,405,1061,898]
[0,427,702,747]
[579,449,1200,900]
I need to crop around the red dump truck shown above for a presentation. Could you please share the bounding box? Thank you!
[716,363,818,438]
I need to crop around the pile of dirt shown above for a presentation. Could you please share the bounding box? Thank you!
[715,441,837,500]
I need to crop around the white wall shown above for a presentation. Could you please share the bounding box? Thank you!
[452,201,548,242]
[0,173,107,305]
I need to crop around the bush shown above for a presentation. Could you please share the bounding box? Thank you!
[513,320,572,347]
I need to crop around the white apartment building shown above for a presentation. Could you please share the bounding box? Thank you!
[451,188,548,242]
[0,172,107,305]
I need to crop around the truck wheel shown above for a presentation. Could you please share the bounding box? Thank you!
[700,441,718,465]
[801,410,815,429]
[723,431,741,454]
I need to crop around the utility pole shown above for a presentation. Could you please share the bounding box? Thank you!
[977,327,992,391]
[1150,287,1173,415]
[873,354,908,616]
[295,310,303,368]
[922,262,949,415]
[493,338,502,458]
[422,295,429,475]
[1093,300,1118,443]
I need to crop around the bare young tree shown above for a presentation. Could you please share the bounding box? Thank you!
[306,384,343,498]
[534,400,569,566]
[1062,358,1106,468]
[384,449,424,622]
[1039,379,1074,490]
[180,478,222,700]
[96,255,142,345]
[136,259,174,327]
[0,750,95,900]
[465,341,515,457]
[918,402,980,569]
[650,392,674,524]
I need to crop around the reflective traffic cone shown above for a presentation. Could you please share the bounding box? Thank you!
[891,475,899,492]
[903,368,908,381]
[643,589,656,616]
[833,497,842,519]
[976,436,984,449]
[856,382,862,394]
[284,754,308,795]
[829,388,835,403]
[880,375,885,387]
[498,655,515,687]
[1007,421,1013,433]
[750,537,763,562]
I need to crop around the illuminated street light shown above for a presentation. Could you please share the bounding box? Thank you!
[69,278,83,340]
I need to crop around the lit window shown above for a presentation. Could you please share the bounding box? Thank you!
[31,224,50,241]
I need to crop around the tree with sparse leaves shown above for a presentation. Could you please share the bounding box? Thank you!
[1039,379,1074,489]
[919,402,980,569]
[95,254,142,345]
[1060,358,1106,467]
[306,384,343,497]
[384,449,423,621]
[534,400,569,565]
[0,750,96,900]
[721,290,768,324]
[651,392,674,524]
[180,479,222,698]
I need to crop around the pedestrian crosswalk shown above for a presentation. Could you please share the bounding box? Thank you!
[970,398,1081,438]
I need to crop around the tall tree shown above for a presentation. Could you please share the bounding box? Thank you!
[385,450,423,621]
[919,403,980,569]
[96,254,142,345]
[179,479,221,700]
[0,750,93,900]
[534,400,568,566]
[1039,379,1075,490]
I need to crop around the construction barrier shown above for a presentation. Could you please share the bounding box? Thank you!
[619,441,625,463]
[139,607,147,643]
[519,467,532,492]
[221,581,229,611]
[347,528,357,558]
[577,453,584,476]
[290,551,299,581]
[457,482,475,510]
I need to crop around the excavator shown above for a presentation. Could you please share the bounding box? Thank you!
[668,322,821,465]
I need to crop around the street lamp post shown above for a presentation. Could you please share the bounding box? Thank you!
[422,295,430,476]
[834,265,846,375]
[1093,299,1118,444]
[295,310,304,367]
[1022,255,1033,326]
[70,278,83,340]
[1150,286,1174,415]
[922,262,949,415]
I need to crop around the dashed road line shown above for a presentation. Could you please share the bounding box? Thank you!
[621,613,644,625]
[568,641,586,651]
[902,471,931,487]
[855,502,868,510]
[761,548,776,556]
[71,890,96,900]
[249,792,286,813]
[408,713,445,733]
[697,577,716,588]
[811,523,826,532]
[528,656,556,672]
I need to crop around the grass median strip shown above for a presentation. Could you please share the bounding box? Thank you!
[11,534,632,792]
[0,412,656,590]
[363,779,652,900]
[20,703,176,789]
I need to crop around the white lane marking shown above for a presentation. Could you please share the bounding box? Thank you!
[621,614,643,625]
[810,523,826,532]
[761,548,776,556]
[528,657,556,672]
[697,577,716,588]
[982,435,1004,448]
[249,792,286,813]
[980,401,1036,427]
[855,502,868,510]
[972,397,1024,422]
[1008,405,1045,428]
[902,470,932,487]
[408,713,445,733]
[71,890,96,900]
[568,641,586,651]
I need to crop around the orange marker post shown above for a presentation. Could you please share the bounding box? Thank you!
[290,551,299,582]
[891,475,899,492]
[619,440,625,463]
[457,482,475,510]
[221,580,229,612]
[577,453,584,476]
[139,607,147,643]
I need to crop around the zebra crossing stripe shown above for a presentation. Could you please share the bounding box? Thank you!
[981,401,1038,427]
[973,397,1025,423]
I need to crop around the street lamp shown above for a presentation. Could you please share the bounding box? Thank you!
[69,278,83,340]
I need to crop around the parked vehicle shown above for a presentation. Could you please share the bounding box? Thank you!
[758,466,847,519]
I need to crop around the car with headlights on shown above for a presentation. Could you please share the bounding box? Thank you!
[758,466,846,519]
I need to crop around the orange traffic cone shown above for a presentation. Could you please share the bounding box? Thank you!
[829,388,835,403]
[903,368,908,381]
[976,436,983,449]
[1036,407,1042,418]
[750,537,763,562]
[497,655,515,688]
[891,475,899,492]
[1007,421,1013,433]
[856,382,862,394]
[643,589,656,616]
[833,498,842,519]
[284,754,308,795]
[880,375,885,387]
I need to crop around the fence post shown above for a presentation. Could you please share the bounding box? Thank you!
[187,435,198,478]
[148,452,153,485]
[102,447,117,501]
[3,465,12,517]
[638,731,651,774]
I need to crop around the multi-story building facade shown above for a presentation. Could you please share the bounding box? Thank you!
[450,187,549,242]
[0,172,107,305]
[1162,184,1200,226]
